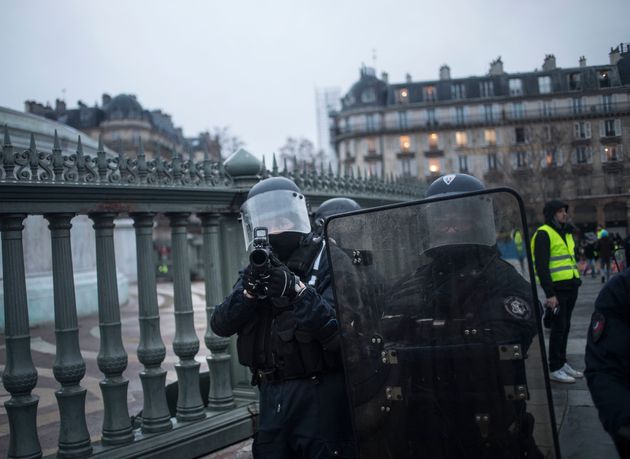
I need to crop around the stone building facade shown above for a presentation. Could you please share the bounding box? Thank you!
[25,93,219,161]
[330,43,630,232]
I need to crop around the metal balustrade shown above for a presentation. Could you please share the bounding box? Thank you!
[0,126,422,458]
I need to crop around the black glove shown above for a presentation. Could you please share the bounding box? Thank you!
[242,264,267,298]
[263,262,304,299]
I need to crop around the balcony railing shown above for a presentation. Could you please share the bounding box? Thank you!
[0,126,423,458]
[332,101,630,138]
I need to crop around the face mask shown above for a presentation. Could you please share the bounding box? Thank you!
[269,232,303,261]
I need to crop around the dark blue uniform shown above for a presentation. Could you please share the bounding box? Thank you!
[211,241,356,458]
[585,269,630,458]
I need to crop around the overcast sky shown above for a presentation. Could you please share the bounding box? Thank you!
[2,0,629,160]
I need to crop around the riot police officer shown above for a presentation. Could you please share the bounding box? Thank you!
[312,197,361,236]
[210,177,356,458]
[585,268,630,458]
[325,174,551,458]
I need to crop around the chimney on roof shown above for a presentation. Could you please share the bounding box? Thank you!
[55,99,66,114]
[439,65,451,80]
[381,72,389,83]
[488,57,504,76]
[579,56,587,68]
[542,54,556,71]
[405,73,412,83]
[102,93,111,106]
[610,44,622,65]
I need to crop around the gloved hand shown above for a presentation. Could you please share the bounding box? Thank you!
[263,261,304,299]
[242,264,267,298]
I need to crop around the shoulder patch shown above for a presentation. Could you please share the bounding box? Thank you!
[590,312,606,343]
[503,296,531,320]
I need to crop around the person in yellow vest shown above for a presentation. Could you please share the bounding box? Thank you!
[531,200,583,383]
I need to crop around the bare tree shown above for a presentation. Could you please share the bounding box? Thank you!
[208,126,245,160]
[277,137,319,171]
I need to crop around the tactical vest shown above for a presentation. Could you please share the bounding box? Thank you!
[531,224,580,282]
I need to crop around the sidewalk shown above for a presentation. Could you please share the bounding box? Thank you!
[0,276,619,458]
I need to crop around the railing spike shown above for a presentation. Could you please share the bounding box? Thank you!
[5,124,13,146]
[272,153,278,175]
[76,135,84,156]
[97,133,104,152]
[29,133,36,152]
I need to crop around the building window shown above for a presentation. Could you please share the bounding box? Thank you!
[451,83,466,99]
[573,146,592,164]
[514,151,529,168]
[397,155,415,176]
[515,127,526,144]
[602,145,622,162]
[512,102,524,119]
[601,119,621,137]
[602,94,613,112]
[598,69,611,88]
[367,137,376,153]
[428,132,439,149]
[484,129,496,145]
[398,111,409,129]
[397,88,409,104]
[366,114,378,132]
[423,85,436,102]
[455,106,465,124]
[458,155,469,173]
[427,108,437,126]
[361,88,376,103]
[487,153,498,170]
[540,100,553,117]
[484,104,494,123]
[509,78,523,96]
[572,97,583,115]
[367,161,381,177]
[399,135,411,152]
[455,131,468,147]
[573,121,591,139]
[538,76,552,94]
[427,158,441,175]
[569,72,581,90]
[479,80,494,97]
[544,149,561,168]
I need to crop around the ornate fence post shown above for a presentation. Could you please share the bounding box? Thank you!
[199,213,235,410]
[44,213,92,458]
[131,212,172,433]
[90,213,134,445]
[1,214,42,459]
[166,212,206,422]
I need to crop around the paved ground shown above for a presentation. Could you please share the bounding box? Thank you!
[0,276,619,458]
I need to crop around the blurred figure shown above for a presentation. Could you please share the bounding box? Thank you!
[597,230,614,283]
[531,200,582,383]
[585,269,630,458]
[582,239,598,278]
[624,233,630,270]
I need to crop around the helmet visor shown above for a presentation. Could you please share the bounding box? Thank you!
[420,194,496,253]
[241,189,311,248]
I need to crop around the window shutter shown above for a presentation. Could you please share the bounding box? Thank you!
[599,120,605,137]
[586,122,591,138]
[615,119,622,135]
[573,122,579,139]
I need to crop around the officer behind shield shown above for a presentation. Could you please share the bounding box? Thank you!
[375,174,542,458]
[312,197,361,237]
[210,177,356,458]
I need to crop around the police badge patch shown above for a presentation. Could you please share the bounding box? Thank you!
[590,312,606,343]
[503,296,531,320]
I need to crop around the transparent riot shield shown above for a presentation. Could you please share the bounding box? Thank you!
[325,189,559,459]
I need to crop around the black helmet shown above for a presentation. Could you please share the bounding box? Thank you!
[421,174,496,253]
[313,198,361,231]
[425,173,485,198]
[240,177,311,249]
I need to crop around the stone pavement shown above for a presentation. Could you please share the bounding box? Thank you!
[0,276,620,458]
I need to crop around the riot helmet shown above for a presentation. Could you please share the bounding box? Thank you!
[421,173,496,255]
[240,176,311,250]
[313,197,361,234]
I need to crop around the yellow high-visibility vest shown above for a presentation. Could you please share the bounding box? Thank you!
[531,224,580,282]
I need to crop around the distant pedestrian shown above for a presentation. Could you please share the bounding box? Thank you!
[531,200,583,383]
[582,240,597,278]
[585,268,630,458]
[597,230,614,283]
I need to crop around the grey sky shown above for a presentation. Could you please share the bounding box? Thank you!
[2,0,629,160]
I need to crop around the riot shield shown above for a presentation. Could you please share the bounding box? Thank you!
[325,189,560,459]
